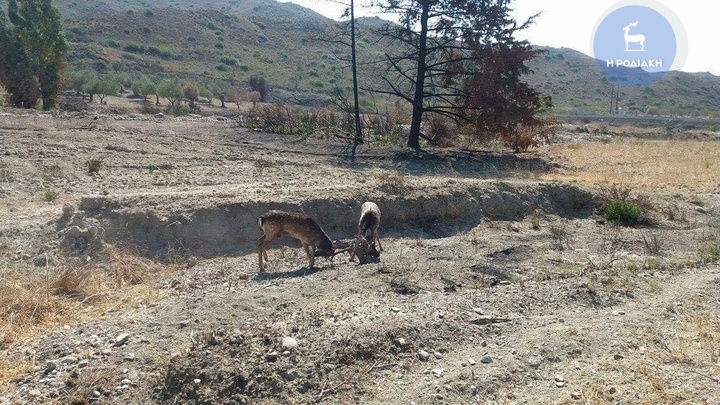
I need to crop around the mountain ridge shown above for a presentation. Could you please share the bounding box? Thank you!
[1,0,718,116]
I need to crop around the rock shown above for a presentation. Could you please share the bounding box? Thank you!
[61,203,75,220]
[61,356,78,365]
[265,351,278,362]
[44,360,58,373]
[114,333,130,347]
[433,351,443,359]
[528,356,543,369]
[280,369,300,381]
[281,337,298,350]
[418,350,430,361]
[33,253,53,267]
[123,353,136,361]
[27,389,42,398]
[571,391,582,400]
[480,354,493,364]
[431,368,444,378]
[468,358,476,365]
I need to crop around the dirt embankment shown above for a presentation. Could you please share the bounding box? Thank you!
[77,181,596,259]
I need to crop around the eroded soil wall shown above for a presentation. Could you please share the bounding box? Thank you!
[79,181,596,258]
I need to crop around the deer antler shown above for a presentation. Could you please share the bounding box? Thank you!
[623,21,638,30]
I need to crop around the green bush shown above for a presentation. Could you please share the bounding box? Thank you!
[147,46,174,60]
[219,56,239,66]
[605,200,639,225]
[44,189,59,202]
[123,43,146,54]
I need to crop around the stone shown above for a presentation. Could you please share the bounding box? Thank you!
[418,350,430,361]
[282,337,298,349]
[44,361,58,373]
[265,351,278,362]
[114,333,130,347]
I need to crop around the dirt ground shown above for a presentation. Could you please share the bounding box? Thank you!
[0,103,719,405]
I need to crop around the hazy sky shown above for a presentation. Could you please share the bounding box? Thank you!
[277,0,719,75]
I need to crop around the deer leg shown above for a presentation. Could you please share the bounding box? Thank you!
[302,243,314,268]
[374,230,383,252]
[258,234,268,271]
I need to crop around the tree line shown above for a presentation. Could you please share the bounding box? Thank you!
[67,72,265,110]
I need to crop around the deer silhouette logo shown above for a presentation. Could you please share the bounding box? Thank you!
[623,21,645,51]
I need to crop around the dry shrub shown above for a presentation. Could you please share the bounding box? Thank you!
[424,113,456,146]
[52,266,93,296]
[0,353,33,392]
[246,104,350,138]
[642,230,666,255]
[248,103,296,134]
[253,158,274,174]
[364,113,405,145]
[377,170,408,194]
[503,117,559,152]
[0,245,175,385]
[549,222,571,250]
[42,163,63,178]
[315,105,340,128]
[63,366,116,405]
[85,159,103,173]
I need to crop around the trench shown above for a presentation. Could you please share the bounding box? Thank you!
[78,181,597,259]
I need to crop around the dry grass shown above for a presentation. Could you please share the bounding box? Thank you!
[377,170,409,194]
[0,246,176,387]
[542,139,720,192]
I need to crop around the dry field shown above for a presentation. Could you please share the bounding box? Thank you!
[0,103,719,404]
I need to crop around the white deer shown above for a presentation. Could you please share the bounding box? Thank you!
[357,201,383,252]
[623,22,645,51]
[347,202,383,263]
[257,210,337,271]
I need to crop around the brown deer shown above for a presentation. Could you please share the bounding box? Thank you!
[358,201,383,252]
[257,210,336,271]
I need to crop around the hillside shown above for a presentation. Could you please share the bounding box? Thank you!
[2,0,719,116]
[526,47,720,116]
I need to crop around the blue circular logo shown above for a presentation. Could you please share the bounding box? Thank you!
[592,2,684,86]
